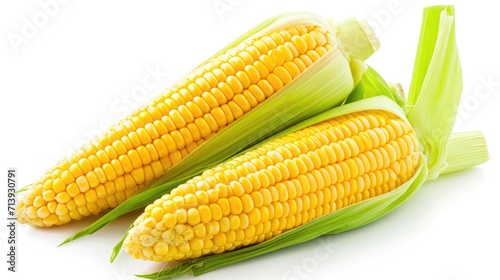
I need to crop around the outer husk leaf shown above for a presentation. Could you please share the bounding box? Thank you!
[407,6,462,180]
[441,131,489,175]
[344,66,406,107]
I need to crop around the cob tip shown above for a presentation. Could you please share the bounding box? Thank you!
[359,19,381,52]
[330,17,381,61]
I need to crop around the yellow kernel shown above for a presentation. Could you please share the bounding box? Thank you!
[151,207,165,221]
[241,194,254,213]
[76,176,90,192]
[85,189,98,203]
[43,214,59,226]
[153,241,169,256]
[196,205,211,223]
[203,113,219,132]
[85,171,99,188]
[233,94,252,113]
[251,191,264,208]
[248,208,261,225]
[260,206,270,223]
[267,73,284,91]
[33,196,46,208]
[226,75,244,94]
[210,203,223,220]
[131,168,145,184]
[257,79,275,98]
[213,233,227,247]
[60,170,75,185]
[219,217,230,232]
[36,206,50,219]
[190,238,204,252]
[291,35,308,54]
[229,197,243,215]
[163,213,177,228]
[268,49,284,67]
[42,190,55,202]
[253,60,270,79]
[253,40,268,54]
[55,204,68,216]
[273,202,283,219]
[205,189,219,203]
[69,164,83,178]
[267,150,284,163]
[55,192,71,204]
[25,206,37,219]
[230,181,245,197]
[218,198,231,216]
[184,193,197,206]
[194,190,209,205]
[260,188,273,206]
[244,64,261,84]
[228,215,240,231]
[276,183,288,203]
[173,195,185,208]
[52,178,66,193]
[74,193,86,207]
[94,185,107,199]
[215,184,228,197]
[187,208,201,226]
[162,200,177,213]
[229,56,245,72]
[273,66,293,85]
[227,101,244,120]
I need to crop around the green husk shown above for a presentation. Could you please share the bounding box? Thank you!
[61,12,378,246]
[110,224,133,262]
[133,5,485,279]
[407,5,462,180]
[387,82,406,105]
[344,65,406,107]
[441,131,489,175]
[16,184,31,193]
[331,17,381,61]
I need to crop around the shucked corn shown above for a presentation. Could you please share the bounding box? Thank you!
[124,109,421,261]
[17,20,361,228]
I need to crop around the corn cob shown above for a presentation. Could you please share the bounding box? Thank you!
[124,109,421,261]
[17,13,379,228]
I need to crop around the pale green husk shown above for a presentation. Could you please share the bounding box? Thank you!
[344,65,406,107]
[134,5,489,279]
[61,12,377,245]
[441,131,489,175]
[406,6,462,180]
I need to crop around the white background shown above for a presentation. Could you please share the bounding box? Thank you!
[1,0,499,279]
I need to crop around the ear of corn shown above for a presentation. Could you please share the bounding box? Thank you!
[119,6,488,278]
[124,99,422,262]
[18,12,379,229]
[135,129,486,278]
[135,100,488,278]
